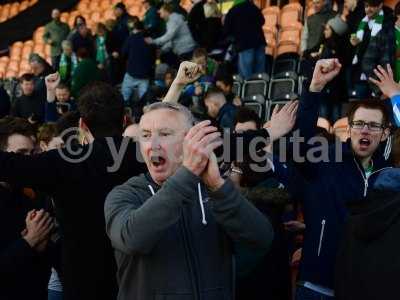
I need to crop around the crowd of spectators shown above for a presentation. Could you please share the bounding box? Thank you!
[1,0,400,300]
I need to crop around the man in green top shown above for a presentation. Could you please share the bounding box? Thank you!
[43,9,70,70]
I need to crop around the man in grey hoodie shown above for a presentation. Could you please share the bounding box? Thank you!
[105,102,274,300]
[147,3,196,63]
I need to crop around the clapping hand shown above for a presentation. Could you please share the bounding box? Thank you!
[369,64,400,98]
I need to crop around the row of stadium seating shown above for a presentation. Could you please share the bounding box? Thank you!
[0,0,397,79]
[0,0,38,23]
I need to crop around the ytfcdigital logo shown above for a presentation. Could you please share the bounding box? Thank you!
[56,128,344,173]
[57,127,94,164]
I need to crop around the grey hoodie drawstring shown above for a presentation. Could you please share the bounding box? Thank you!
[197,183,207,225]
[148,185,155,196]
[384,135,392,161]
[147,183,207,226]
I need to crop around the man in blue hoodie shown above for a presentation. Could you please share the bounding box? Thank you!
[121,20,155,106]
[272,59,393,300]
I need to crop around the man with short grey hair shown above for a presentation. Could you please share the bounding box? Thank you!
[105,102,275,300]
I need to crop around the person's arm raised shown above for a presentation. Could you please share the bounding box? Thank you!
[163,61,204,103]
[369,64,400,127]
[45,72,60,103]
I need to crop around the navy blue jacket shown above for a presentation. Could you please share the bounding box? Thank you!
[121,32,155,79]
[223,1,266,52]
[272,89,393,290]
[45,99,77,122]
[217,102,237,129]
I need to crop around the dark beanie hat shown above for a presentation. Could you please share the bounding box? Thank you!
[114,2,126,10]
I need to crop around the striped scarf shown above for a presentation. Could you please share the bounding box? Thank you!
[59,53,78,82]
[352,9,384,65]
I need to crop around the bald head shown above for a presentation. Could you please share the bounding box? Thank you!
[52,9,61,20]
[204,88,226,118]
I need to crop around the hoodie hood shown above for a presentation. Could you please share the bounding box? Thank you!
[372,168,400,192]
[144,171,208,225]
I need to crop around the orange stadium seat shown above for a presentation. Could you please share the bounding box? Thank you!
[24,40,34,47]
[22,45,33,54]
[1,3,10,15]
[33,44,45,53]
[101,0,111,10]
[281,20,302,31]
[125,0,137,6]
[7,60,20,72]
[0,56,10,64]
[264,12,279,29]
[384,0,397,9]
[5,70,17,78]
[278,29,301,46]
[263,24,277,36]
[61,12,69,23]
[89,1,102,12]
[77,2,90,13]
[44,45,51,57]
[103,9,115,20]
[280,10,300,27]
[265,32,276,56]
[20,1,29,11]
[282,2,303,16]
[9,3,19,17]
[128,5,141,16]
[91,11,101,23]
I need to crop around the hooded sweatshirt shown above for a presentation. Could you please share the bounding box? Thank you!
[105,166,274,300]
[153,13,197,55]
[335,168,400,300]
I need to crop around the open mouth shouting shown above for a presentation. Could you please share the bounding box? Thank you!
[150,155,167,170]
[358,137,371,151]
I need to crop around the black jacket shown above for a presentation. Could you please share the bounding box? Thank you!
[188,0,206,45]
[11,93,46,123]
[0,137,147,300]
[335,186,400,300]
[71,32,95,58]
[112,13,131,51]
[223,1,266,52]
[121,32,155,79]
[0,85,10,118]
[236,186,291,300]
[0,185,52,300]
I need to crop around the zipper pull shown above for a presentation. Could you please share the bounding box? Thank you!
[318,219,326,257]
[364,179,368,197]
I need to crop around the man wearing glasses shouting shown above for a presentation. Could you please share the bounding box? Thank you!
[270,59,393,300]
